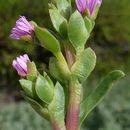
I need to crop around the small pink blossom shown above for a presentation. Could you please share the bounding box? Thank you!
[75,0,102,16]
[12,54,30,77]
[10,16,34,40]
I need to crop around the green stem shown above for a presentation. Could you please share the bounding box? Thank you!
[66,80,81,130]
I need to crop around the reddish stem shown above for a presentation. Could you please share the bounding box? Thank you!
[66,81,81,130]
[65,44,75,68]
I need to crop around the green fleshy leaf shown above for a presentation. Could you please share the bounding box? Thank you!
[35,26,60,55]
[56,0,71,20]
[71,48,96,83]
[19,79,37,98]
[49,9,68,39]
[48,82,66,130]
[68,10,89,52]
[27,61,37,76]
[78,70,125,128]
[35,75,54,104]
[84,17,95,33]
[27,75,37,82]
[21,92,50,120]
[49,57,70,85]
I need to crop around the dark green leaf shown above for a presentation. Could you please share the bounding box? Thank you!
[79,70,125,128]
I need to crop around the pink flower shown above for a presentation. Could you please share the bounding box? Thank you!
[10,16,34,40]
[75,0,102,16]
[12,54,30,77]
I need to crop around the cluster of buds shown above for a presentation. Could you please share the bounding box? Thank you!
[10,0,124,130]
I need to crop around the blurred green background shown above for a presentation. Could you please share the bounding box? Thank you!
[0,0,130,130]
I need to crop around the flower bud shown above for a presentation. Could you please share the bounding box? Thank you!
[10,16,34,42]
[75,0,102,20]
[12,54,30,77]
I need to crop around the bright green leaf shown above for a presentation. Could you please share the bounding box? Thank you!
[49,9,68,39]
[56,0,71,20]
[35,75,54,104]
[21,92,50,120]
[19,79,36,98]
[49,57,70,85]
[35,26,60,55]
[84,17,95,33]
[78,70,125,128]
[71,48,96,83]
[68,10,89,52]
[48,82,66,130]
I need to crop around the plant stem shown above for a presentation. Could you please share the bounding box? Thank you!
[64,43,75,68]
[51,118,66,130]
[66,80,81,130]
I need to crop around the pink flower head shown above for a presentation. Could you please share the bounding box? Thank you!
[10,16,34,40]
[12,54,30,77]
[75,0,102,16]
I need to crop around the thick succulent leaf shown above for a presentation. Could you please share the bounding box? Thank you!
[35,26,60,55]
[56,0,71,20]
[21,92,50,120]
[19,79,37,98]
[49,57,70,85]
[84,17,95,33]
[27,75,37,82]
[71,48,96,83]
[48,82,66,129]
[35,75,54,104]
[68,10,89,52]
[49,9,68,39]
[79,70,125,128]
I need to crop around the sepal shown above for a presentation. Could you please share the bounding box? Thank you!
[27,61,38,76]
[84,17,95,34]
